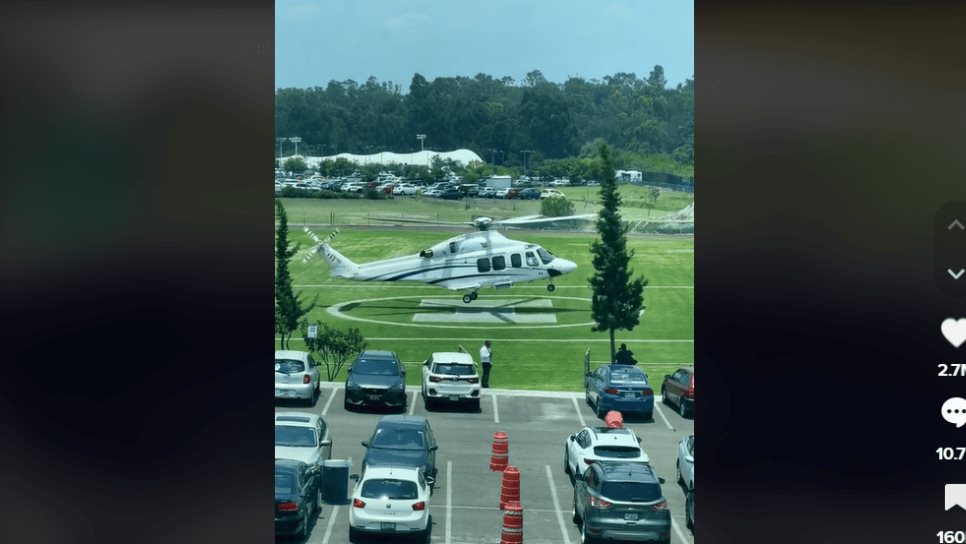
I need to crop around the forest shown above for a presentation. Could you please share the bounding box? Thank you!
[275,67,693,180]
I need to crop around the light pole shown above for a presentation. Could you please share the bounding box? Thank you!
[289,136,301,156]
[416,134,427,169]
[521,149,534,175]
[276,138,287,168]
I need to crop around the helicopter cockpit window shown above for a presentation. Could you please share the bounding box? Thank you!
[510,254,522,268]
[449,242,458,254]
[492,256,506,271]
[525,252,539,267]
[477,258,491,273]
[419,249,434,258]
[537,248,555,265]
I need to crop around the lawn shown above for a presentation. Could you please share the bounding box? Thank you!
[276,197,694,392]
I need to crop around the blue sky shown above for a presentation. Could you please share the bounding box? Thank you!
[276,0,693,90]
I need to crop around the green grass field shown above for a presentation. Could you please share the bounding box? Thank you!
[277,194,693,392]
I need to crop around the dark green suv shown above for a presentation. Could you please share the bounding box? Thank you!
[572,461,671,544]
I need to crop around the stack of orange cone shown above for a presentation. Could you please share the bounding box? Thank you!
[489,431,509,471]
[500,500,523,544]
[499,465,520,510]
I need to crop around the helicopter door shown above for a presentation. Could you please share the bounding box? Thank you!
[525,251,539,267]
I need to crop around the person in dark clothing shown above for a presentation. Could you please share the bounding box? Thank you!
[614,343,637,364]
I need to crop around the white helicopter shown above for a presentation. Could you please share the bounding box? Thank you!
[304,214,594,303]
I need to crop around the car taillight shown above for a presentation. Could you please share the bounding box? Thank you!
[353,499,366,508]
[412,501,426,511]
[642,389,653,396]
[466,377,479,383]
[303,375,311,384]
[429,376,443,383]
[277,501,298,513]
[651,500,669,511]
[604,387,619,395]
[588,496,612,509]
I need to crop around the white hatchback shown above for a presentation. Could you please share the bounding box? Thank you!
[421,352,481,411]
[349,466,432,541]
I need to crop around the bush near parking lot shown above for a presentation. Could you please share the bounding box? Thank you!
[301,321,367,380]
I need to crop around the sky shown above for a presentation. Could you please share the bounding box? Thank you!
[275,0,693,91]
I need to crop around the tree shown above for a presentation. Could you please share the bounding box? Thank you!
[302,321,367,381]
[283,156,308,172]
[643,187,660,217]
[540,195,575,217]
[275,200,316,349]
[587,144,647,361]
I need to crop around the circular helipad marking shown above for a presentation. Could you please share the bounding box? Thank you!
[327,294,596,329]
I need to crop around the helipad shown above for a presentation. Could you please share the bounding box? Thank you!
[413,298,557,324]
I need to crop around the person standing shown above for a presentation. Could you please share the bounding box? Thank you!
[479,340,493,388]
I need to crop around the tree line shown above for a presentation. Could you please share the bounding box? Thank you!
[276,68,693,179]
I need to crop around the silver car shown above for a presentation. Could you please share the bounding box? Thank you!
[275,350,320,405]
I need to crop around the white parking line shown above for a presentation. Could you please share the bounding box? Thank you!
[654,401,674,431]
[544,465,573,544]
[671,517,690,543]
[320,388,337,416]
[320,505,339,544]
[571,396,586,428]
[445,461,453,544]
[491,394,500,424]
[409,390,417,415]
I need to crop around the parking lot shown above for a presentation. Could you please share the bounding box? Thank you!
[276,384,694,544]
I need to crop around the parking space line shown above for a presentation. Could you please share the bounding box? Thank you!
[492,394,500,424]
[654,401,675,431]
[320,388,337,416]
[409,390,417,415]
[320,505,339,544]
[571,396,586,428]
[671,517,690,543]
[445,461,452,544]
[544,465,573,544]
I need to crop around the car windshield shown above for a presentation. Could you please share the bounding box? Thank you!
[353,359,399,376]
[361,479,419,500]
[600,482,663,503]
[610,368,648,385]
[371,429,426,450]
[275,359,305,374]
[275,426,317,447]
[275,473,296,495]
[536,248,555,264]
[433,363,475,376]
[593,446,641,458]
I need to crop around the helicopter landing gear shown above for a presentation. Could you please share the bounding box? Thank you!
[547,283,556,292]
[462,291,479,304]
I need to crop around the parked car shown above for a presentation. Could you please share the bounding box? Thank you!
[585,364,655,419]
[361,415,438,479]
[344,350,407,411]
[275,350,320,406]
[393,183,417,196]
[564,426,650,479]
[572,462,671,544]
[495,188,510,198]
[685,488,694,531]
[348,465,432,542]
[422,188,442,197]
[439,188,463,200]
[676,434,694,492]
[518,188,541,200]
[275,412,332,470]
[540,188,566,199]
[503,188,519,199]
[478,187,497,198]
[274,458,321,540]
[661,367,694,418]
[421,351,481,410]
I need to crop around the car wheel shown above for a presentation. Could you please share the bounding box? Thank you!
[595,398,606,419]
[580,518,594,544]
[677,460,684,485]
[572,495,581,524]
[642,411,653,421]
[472,398,481,412]
[348,526,359,542]
[343,398,351,411]
[301,507,311,540]
[661,387,669,405]
[686,492,694,530]
[424,395,434,410]
[564,448,572,476]
[679,399,688,418]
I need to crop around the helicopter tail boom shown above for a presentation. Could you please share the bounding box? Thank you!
[319,242,360,278]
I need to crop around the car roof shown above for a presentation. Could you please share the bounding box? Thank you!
[362,465,421,480]
[358,350,397,359]
[275,412,321,427]
[587,427,639,445]
[376,415,428,429]
[595,461,659,482]
[431,352,475,364]
[275,350,309,361]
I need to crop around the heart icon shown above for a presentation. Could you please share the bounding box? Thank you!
[942,318,966,348]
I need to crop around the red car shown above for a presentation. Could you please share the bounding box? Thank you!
[661,367,694,418]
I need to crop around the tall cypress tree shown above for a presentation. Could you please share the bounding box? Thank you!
[588,144,647,361]
[275,200,314,349]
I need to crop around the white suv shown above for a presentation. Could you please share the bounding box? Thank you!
[274,412,332,470]
[563,426,650,480]
[421,352,481,411]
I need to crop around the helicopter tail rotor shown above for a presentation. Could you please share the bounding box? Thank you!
[301,227,340,263]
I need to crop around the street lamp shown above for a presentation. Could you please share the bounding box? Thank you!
[521,149,534,175]
[289,136,301,156]
[276,137,286,168]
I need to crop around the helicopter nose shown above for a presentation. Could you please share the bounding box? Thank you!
[547,258,577,277]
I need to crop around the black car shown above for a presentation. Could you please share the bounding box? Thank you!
[573,461,671,544]
[439,188,463,200]
[275,458,321,539]
[518,188,541,200]
[362,415,439,481]
[344,350,407,411]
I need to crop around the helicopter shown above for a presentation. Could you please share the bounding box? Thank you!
[304,214,594,303]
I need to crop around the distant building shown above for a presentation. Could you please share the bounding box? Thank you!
[287,149,484,168]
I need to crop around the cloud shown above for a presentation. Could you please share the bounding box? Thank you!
[383,13,431,31]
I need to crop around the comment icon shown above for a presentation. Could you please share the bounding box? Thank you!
[942,398,966,428]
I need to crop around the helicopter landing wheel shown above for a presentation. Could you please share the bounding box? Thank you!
[547,284,556,292]
[462,294,473,304]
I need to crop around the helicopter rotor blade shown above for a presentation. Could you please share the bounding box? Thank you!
[491,214,597,227]
[369,216,474,228]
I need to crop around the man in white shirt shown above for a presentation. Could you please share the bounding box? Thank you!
[479,340,492,388]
